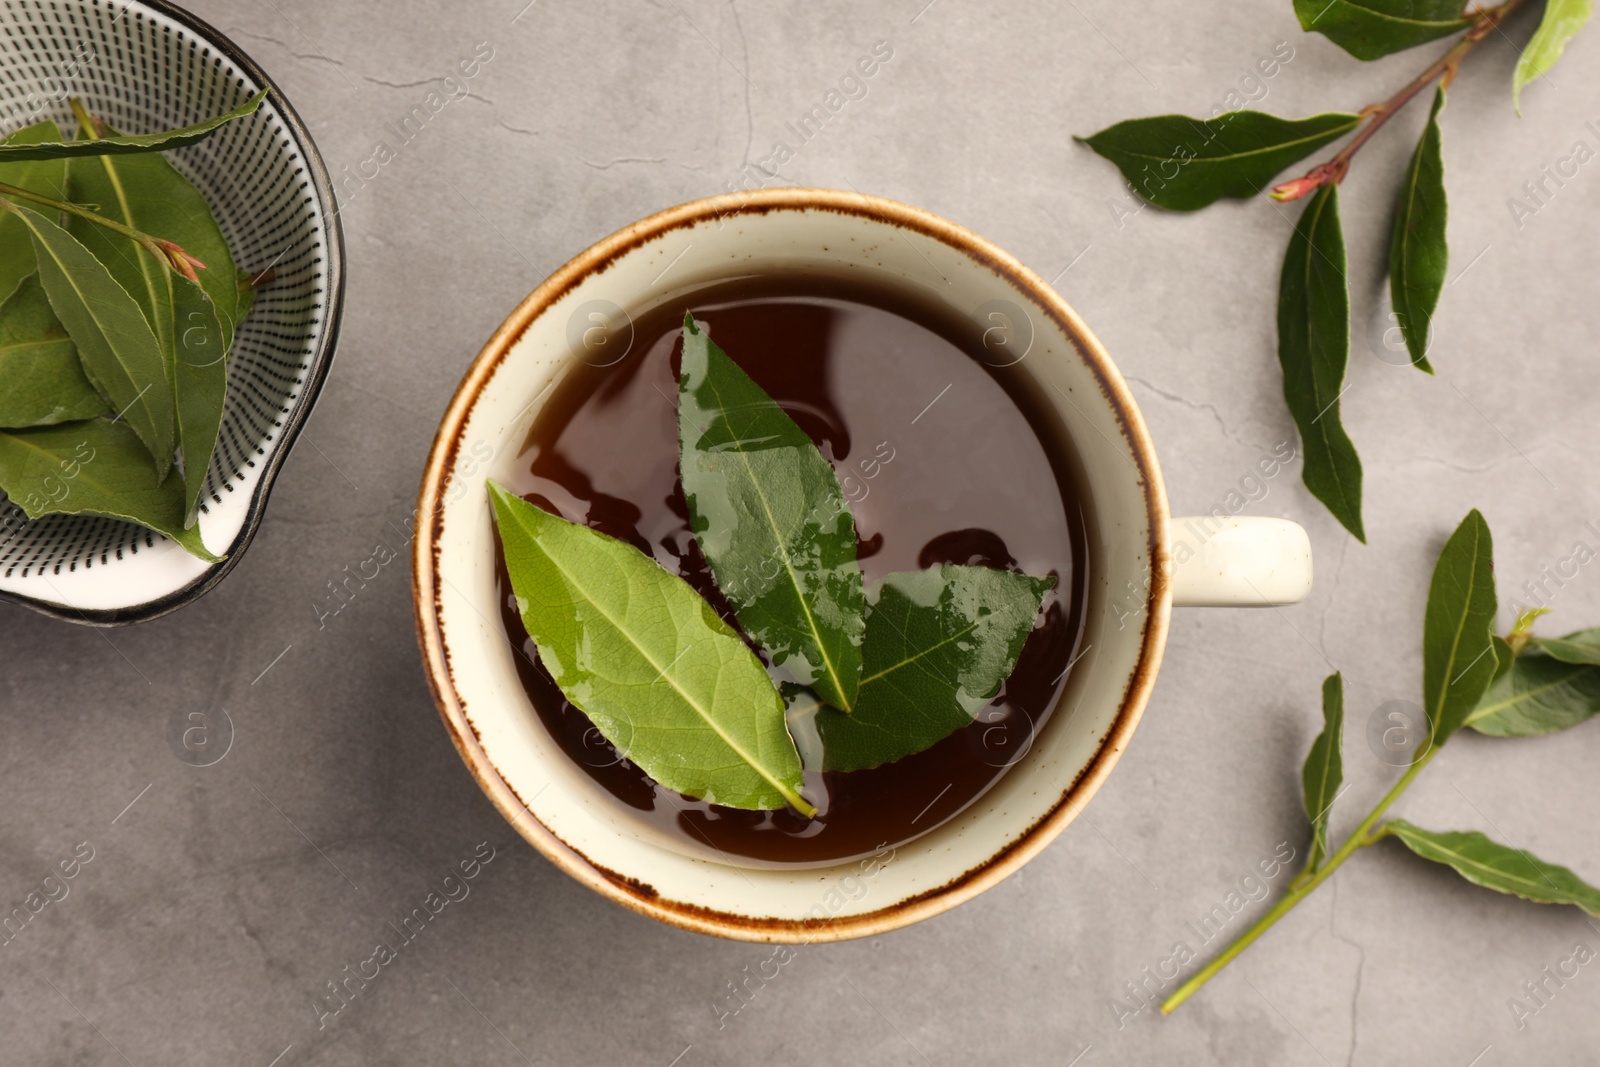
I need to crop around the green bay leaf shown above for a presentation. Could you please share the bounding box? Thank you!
[1278,184,1364,541]
[812,565,1053,773]
[1383,819,1600,915]
[1530,627,1600,666]
[7,202,174,475]
[1302,673,1345,872]
[0,120,68,304]
[0,274,109,427]
[0,418,216,561]
[1389,87,1448,374]
[1422,509,1498,745]
[678,314,865,711]
[1489,633,1515,686]
[1515,0,1592,113]
[67,105,245,354]
[1077,111,1360,211]
[68,103,235,521]
[0,90,268,163]
[168,276,228,525]
[488,481,814,815]
[69,105,237,522]
[1467,652,1600,736]
[233,269,259,341]
[1294,0,1473,61]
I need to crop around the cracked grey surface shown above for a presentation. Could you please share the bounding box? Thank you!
[3,1,1599,1064]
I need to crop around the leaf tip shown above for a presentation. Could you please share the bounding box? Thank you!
[791,795,819,820]
[485,477,517,513]
[1336,506,1367,544]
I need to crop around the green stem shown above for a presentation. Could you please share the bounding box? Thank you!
[1270,0,1529,200]
[0,178,202,281]
[1160,746,1437,1014]
[69,97,106,141]
[0,180,162,253]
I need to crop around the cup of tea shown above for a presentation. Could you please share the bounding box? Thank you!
[413,188,1311,941]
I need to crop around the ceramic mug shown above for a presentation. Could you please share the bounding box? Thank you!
[413,188,1312,942]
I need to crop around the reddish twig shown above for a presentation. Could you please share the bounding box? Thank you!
[1270,0,1530,202]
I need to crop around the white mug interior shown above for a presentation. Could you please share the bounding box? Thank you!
[418,190,1171,940]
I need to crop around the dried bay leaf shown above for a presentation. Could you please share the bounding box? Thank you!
[6,202,175,475]
[0,90,268,163]
[67,103,246,353]
[0,418,216,561]
[0,120,69,304]
[0,274,108,427]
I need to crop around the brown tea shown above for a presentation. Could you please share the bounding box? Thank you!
[494,272,1089,866]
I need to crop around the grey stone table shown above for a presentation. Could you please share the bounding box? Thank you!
[5,1,1599,1063]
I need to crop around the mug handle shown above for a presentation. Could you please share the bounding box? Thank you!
[1169,516,1313,607]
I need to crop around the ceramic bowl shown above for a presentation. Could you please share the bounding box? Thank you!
[0,0,343,624]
